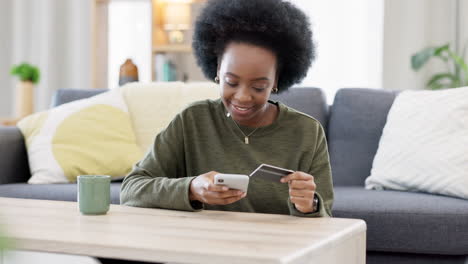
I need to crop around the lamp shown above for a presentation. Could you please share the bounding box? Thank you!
[163,1,191,43]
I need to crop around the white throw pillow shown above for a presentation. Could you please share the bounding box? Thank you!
[365,87,468,199]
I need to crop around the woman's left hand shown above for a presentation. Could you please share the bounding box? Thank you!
[280,171,316,213]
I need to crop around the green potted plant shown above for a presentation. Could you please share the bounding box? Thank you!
[411,43,467,89]
[10,63,40,118]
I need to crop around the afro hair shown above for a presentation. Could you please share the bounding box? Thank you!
[192,0,315,92]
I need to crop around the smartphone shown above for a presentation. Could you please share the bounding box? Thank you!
[214,174,249,193]
[249,163,294,183]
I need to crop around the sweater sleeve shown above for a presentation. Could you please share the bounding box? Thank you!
[120,113,203,211]
[288,123,334,217]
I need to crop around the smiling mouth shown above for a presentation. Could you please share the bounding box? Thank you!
[233,105,253,111]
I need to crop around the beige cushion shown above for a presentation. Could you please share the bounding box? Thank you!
[121,82,219,151]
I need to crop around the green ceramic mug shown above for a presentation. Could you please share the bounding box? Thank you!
[77,175,111,215]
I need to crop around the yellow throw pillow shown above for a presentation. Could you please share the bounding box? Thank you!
[18,90,143,183]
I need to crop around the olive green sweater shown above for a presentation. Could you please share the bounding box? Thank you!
[121,99,333,217]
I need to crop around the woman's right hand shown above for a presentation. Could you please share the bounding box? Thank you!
[189,171,246,205]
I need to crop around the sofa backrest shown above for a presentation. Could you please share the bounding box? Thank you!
[51,85,329,152]
[52,86,329,130]
[50,88,108,107]
[0,127,31,184]
[270,87,329,129]
[327,88,398,186]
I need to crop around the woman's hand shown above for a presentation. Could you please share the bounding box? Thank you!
[280,171,316,213]
[189,171,246,205]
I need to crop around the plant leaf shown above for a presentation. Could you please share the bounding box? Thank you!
[31,67,40,84]
[428,79,454,90]
[426,72,457,89]
[447,50,468,86]
[411,47,437,71]
[9,62,40,84]
[434,43,449,56]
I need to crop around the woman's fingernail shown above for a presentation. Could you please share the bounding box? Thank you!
[223,187,228,191]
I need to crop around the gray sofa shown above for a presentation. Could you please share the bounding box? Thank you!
[1,87,467,264]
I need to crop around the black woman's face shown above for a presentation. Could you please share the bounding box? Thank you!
[218,42,278,127]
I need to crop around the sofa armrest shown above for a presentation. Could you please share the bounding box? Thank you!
[0,127,30,184]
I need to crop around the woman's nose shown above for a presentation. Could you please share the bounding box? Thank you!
[233,86,252,102]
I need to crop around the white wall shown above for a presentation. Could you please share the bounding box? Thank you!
[0,1,13,116]
[0,0,93,116]
[459,0,468,53]
[383,0,458,90]
[291,0,466,97]
[289,0,384,103]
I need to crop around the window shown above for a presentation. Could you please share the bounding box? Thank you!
[108,0,151,88]
[290,0,384,103]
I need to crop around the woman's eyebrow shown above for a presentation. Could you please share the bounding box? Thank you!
[251,77,269,81]
[226,72,240,78]
[226,72,269,81]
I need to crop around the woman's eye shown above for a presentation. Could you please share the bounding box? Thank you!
[253,84,268,92]
[252,82,268,92]
[226,82,238,87]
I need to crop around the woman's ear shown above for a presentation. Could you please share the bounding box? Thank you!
[215,63,221,84]
[273,74,279,93]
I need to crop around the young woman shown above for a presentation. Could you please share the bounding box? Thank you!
[121,0,333,217]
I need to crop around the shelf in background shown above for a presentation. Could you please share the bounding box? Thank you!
[0,117,20,126]
[152,44,192,53]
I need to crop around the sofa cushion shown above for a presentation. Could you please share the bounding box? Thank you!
[365,87,468,199]
[0,183,121,205]
[333,186,468,255]
[120,82,219,151]
[327,88,398,186]
[270,87,328,129]
[18,89,143,183]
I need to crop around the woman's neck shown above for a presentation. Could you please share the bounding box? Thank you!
[235,102,279,128]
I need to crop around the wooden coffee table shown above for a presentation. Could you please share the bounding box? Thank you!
[0,198,366,264]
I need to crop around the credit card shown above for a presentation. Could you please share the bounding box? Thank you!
[249,163,294,182]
